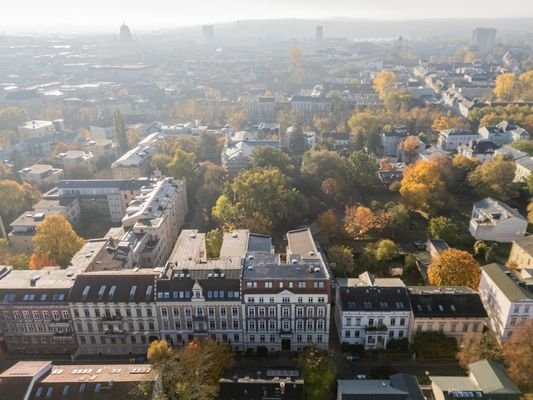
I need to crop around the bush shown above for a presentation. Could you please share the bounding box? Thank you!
[412,332,458,359]
[387,338,410,352]
[256,346,268,356]
[341,342,365,354]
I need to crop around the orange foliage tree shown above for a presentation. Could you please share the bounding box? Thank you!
[428,249,481,289]
[29,252,56,270]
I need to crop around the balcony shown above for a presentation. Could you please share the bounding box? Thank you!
[104,329,126,336]
[49,319,70,327]
[53,331,74,338]
[101,315,123,322]
[365,324,388,333]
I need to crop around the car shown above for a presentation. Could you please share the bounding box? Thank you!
[355,374,367,380]
[345,355,360,362]
[414,240,426,250]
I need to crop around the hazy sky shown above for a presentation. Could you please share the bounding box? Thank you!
[2,0,532,32]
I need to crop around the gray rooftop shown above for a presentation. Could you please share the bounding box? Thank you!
[482,263,533,301]
[469,360,520,394]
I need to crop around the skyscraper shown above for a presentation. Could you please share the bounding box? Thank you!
[472,27,496,53]
[316,25,324,42]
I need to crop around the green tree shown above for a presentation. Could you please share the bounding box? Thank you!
[212,167,307,234]
[301,150,346,184]
[0,106,28,131]
[205,228,223,258]
[167,149,200,194]
[250,147,295,176]
[150,153,173,175]
[197,133,221,163]
[387,202,409,231]
[428,216,458,244]
[327,245,354,277]
[33,215,84,267]
[113,109,129,155]
[348,112,380,152]
[376,239,398,262]
[298,345,336,400]
[316,209,338,242]
[468,156,519,201]
[347,151,380,190]
[510,140,533,156]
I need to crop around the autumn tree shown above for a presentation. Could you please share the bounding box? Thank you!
[212,167,307,234]
[399,159,452,214]
[0,106,28,131]
[0,180,40,225]
[510,140,533,156]
[428,249,481,289]
[456,331,502,369]
[375,239,398,262]
[167,149,200,194]
[502,319,533,390]
[301,149,347,184]
[250,147,295,176]
[373,70,397,100]
[33,215,84,267]
[428,216,458,244]
[148,338,234,400]
[493,73,517,101]
[344,206,389,240]
[468,156,519,201]
[29,252,56,270]
[150,153,173,175]
[113,109,129,155]
[399,135,421,163]
[431,115,469,132]
[327,245,354,277]
[298,345,336,400]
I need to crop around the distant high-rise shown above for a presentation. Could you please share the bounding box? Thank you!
[202,25,215,43]
[472,27,496,53]
[316,25,324,42]
[119,22,133,42]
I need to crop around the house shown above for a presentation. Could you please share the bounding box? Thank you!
[55,150,95,177]
[493,146,533,182]
[437,128,479,151]
[84,138,118,161]
[457,139,498,163]
[337,374,424,400]
[381,127,408,157]
[0,361,155,400]
[222,135,280,178]
[407,286,488,341]
[508,236,533,268]
[478,121,529,146]
[430,359,521,400]
[469,198,527,243]
[335,272,410,349]
[478,263,533,342]
[18,164,64,190]
[497,121,529,142]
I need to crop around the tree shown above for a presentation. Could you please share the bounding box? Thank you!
[431,115,469,132]
[347,151,380,190]
[148,338,234,400]
[399,135,421,162]
[33,215,84,267]
[510,140,533,156]
[327,245,354,277]
[493,73,517,101]
[150,153,173,175]
[29,252,56,270]
[316,209,338,242]
[250,147,295,176]
[373,70,397,100]
[468,156,519,201]
[301,150,346,184]
[528,200,533,224]
[197,133,221,163]
[0,106,28,131]
[113,109,129,155]
[502,319,533,390]
[0,180,40,225]
[400,160,452,214]
[387,202,409,231]
[298,345,336,400]
[428,249,481,289]
[348,112,380,152]
[456,331,502,369]
[212,168,307,234]
[205,228,223,259]
[344,206,389,240]
[375,239,398,262]
[167,149,200,193]
[428,216,458,244]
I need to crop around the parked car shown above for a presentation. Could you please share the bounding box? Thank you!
[355,374,367,380]
[346,355,360,362]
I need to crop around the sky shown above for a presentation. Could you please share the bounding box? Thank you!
[1,0,533,33]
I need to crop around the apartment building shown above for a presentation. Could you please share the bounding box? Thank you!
[17,120,55,139]
[241,228,332,352]
[56,178,150,223]
[55,150,95,177]
[156,230,245,351]
[508,236,533,268]
[18,164,64,189]
[289,95,332,123]
[407,286,488,341]
[335,272,410,349]
[0,266,78,355]
[437,128,479,151]
[111,144,156,179]
[120,177,188,268]
[479,263,533,342]
[69,271,159,356]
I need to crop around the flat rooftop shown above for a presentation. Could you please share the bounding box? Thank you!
[0,267,77,289]
[41,364,155,383]
[0,361,51,379]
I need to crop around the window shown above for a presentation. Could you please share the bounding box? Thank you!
[317,320,324,331]
[208,307,214,317]
[173,308,180,318]
[282,297,290,303]
[298,282,306,288]
[270,334,276,342]
[307,320,313,330]
[297,320,303,331]
[356,318,361,326]
[161,308,168,318]
[400,318,406,326]
[233,320,239,329]
[451,323,457,332]
[390,318,396,326]
[317,307,325,317]
[514,305,520,313]
[473,323,480,332]
[126,309,132,317]
[248,308,255,317]
[282,307,290,317]
[258,307,265,317]
[297,334,302,343]
[306,308,313,317]
[462,322,469,332]
[43,311,50,319]
[186,321,193,329]
[265,282,272,288]
[146,309,152,317]
[318,297,325,303]
[136,308,142,317]
[345,330,351,338]
[368,318,374,326]
[33,311,40,319]
[248,297,255,303]
[296,307,303,317]
[221,320,227,329]
[398,330,404,338]
[209,321,215,329]
[185,308,191,317]
[297,297,303,303]
[269,320,276,331]
[260,334,265,343]
[232,307,239,316]
[234,334,240,342]
[269,307,276,317]
[52,311,60,321]
[307,334,312,342]
[249,335,255,343]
